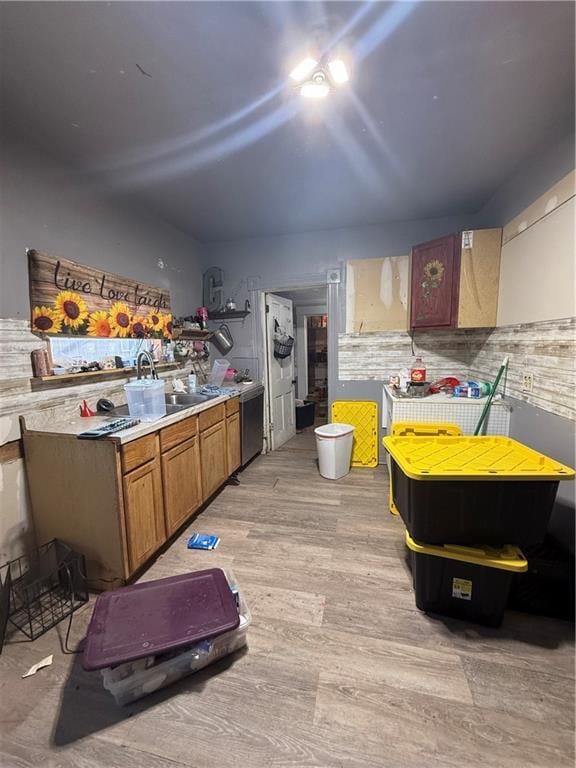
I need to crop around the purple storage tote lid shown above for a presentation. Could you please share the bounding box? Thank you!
[83,568,240,671]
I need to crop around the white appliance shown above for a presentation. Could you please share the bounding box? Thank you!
[382,385,511,436]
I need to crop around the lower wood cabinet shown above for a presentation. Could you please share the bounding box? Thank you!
[200,421,228,500]
[161,434,202,535]
[23,396,244,589]
[123,456,166,573]
[226,412,241,474]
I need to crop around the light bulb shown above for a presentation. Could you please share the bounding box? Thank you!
[328,59,349,84]
[289,57,318,82]
[300,81,330,99]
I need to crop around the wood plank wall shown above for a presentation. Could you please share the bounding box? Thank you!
[0,318,193,445]
[338,316,575,421]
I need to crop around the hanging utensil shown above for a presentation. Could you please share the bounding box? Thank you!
[212,323,234,354]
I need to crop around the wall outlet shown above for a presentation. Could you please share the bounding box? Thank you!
[521,371,534,393]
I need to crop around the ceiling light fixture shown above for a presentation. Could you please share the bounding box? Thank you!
[291,54,351,99]
[300,71,330,99]
[327,59,349,84]
[289,57,318,82]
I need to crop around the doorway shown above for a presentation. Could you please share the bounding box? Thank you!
[261,285,328,451]
[305,313,328,421]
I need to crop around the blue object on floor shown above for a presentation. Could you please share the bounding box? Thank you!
[187,533,220,550]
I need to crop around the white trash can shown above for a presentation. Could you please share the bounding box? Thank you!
[314,423,355,480]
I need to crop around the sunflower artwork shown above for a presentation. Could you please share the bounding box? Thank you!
[32,292,172,338]
[29,250,173,339]
[421,259,445,301]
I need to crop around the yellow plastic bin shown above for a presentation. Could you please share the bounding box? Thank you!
[405,530,527,626]
[387,422,462,516]
[331,401,378,467]
[384,436,575,546]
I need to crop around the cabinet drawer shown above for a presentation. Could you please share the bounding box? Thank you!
[225,397,240,417]
[160,414,198,453]
[121,434,158,474]
[199,403,225,432]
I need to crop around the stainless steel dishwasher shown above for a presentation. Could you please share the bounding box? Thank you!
[240,385,264,466]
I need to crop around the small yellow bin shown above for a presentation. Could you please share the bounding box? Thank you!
[387,422,462,516]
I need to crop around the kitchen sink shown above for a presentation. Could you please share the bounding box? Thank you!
[110,403,188,417]
[164,393,219,406]
[106,392,219,419]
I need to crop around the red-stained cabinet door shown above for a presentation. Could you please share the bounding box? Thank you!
[410,234,460,329]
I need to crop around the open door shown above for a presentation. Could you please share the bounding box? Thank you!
[266,293,296,450]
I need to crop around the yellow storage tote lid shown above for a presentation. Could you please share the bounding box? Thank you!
[391,421,462,437]
[405,530,528,572]
[332,400,378,468]
[383,435,575,481]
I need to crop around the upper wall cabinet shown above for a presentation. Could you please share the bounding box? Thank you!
[346,256,409,333]
[410,234,460,328]
[409,229,502,330]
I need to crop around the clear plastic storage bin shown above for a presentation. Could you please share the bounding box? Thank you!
[101,570,250,706]
[124,379,166,422]
[207,358,230,388]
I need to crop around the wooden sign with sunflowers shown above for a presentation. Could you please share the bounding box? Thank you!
[28,250,173,340]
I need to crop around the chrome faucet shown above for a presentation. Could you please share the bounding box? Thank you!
[136,350,158,380]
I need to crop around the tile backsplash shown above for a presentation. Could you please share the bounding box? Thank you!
[338,317,575,421]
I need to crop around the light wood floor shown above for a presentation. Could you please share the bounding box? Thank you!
[1,429,574,767]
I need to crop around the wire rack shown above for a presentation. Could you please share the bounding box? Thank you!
[0,539,88,652]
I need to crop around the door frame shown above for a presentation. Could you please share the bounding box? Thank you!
[253,270,341,453]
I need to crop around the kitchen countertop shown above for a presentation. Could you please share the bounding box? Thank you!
[24,381,262,444]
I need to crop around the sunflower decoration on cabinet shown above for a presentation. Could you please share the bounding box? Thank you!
[421,259,445,300]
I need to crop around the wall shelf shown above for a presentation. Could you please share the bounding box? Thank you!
[172,329,213,341]
[30,362,180,390]
[208,310,250,321]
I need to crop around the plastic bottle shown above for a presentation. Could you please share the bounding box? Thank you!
[453,381,492,398]
[410,356,426,383]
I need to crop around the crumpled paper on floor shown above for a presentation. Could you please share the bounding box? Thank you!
[22,654,53,678]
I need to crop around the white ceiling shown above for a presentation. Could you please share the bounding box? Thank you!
[1,2,574,241]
